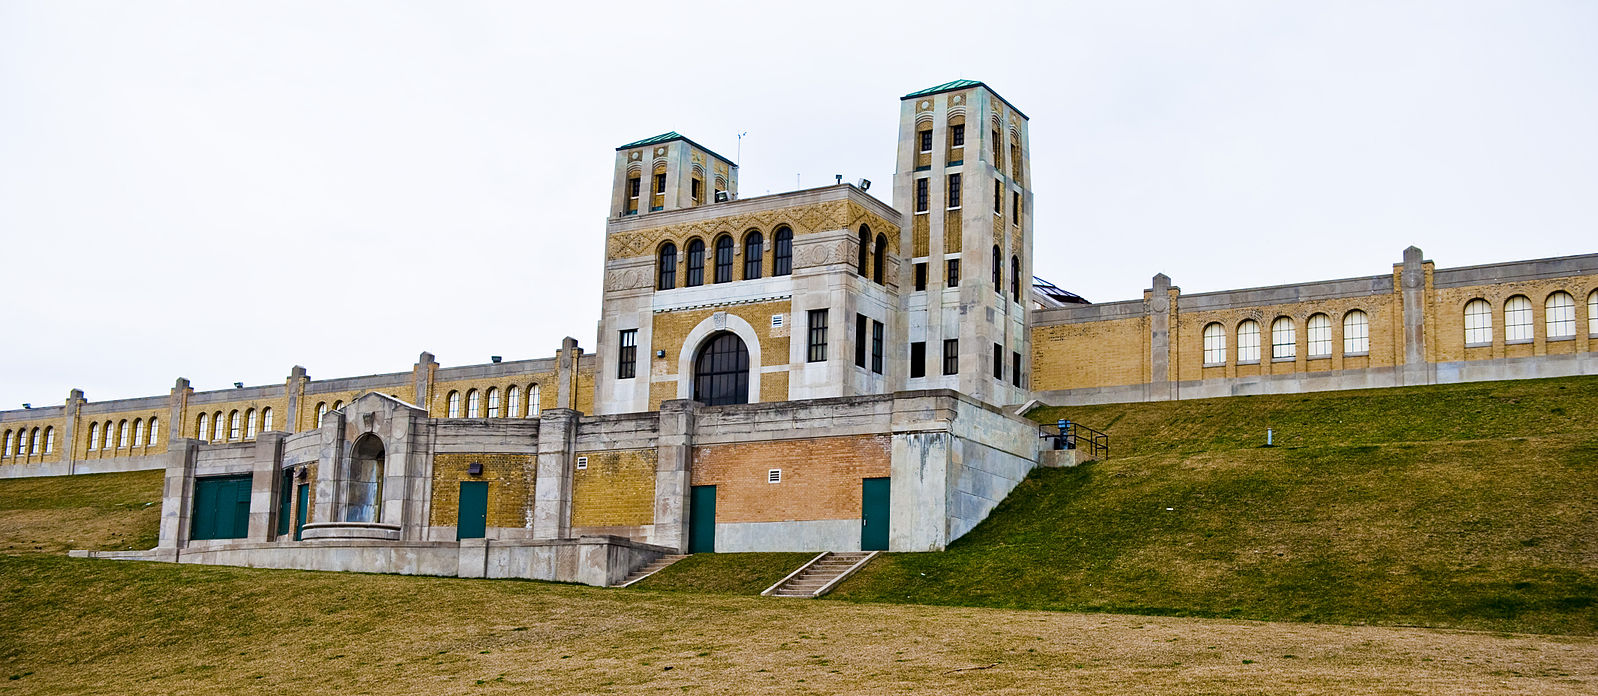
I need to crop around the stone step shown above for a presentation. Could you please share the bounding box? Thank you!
[616,554,689,588]
[762,551,879,598]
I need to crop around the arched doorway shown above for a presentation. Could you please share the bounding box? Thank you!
[345,434,384,523]
[693,332,750,406]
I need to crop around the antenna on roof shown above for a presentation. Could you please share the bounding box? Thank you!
[735,131,748,165]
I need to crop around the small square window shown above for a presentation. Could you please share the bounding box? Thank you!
[914,262,927,291]
[919,129,932,153]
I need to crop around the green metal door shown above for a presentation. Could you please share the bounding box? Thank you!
[457,481,488,540]
[861,477,890,551]
[688,485,716,553]
[191,475,251,541]
[276,470,293,537]
[293,483,309,541]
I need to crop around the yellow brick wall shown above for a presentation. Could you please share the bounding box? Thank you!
[759,371,790,404]
[0,416,67,466]
[1031,317,1147,391]
[432,375,555,419]
[1173,294,1401,382]
[691,435,891,523]
[186,397,289,443]
[428,453,535,529]
[1430,275,1598,363]
[944,211,962,252]
[912,215,929,256]
[571,448,656,527]
[78,408,171,462]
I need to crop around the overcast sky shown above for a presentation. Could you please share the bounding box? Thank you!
[2,1,1594,405]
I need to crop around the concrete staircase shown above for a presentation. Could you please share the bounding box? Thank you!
[762,551,878,598]
[615,554,688,588]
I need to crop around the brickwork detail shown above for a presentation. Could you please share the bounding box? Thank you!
[571,448,656,528]
[691,435,891,523]
[428,453,536,529]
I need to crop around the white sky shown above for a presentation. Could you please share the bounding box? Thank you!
[2,1,1594,405]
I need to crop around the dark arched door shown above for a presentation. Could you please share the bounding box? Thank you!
[693,332,750,406]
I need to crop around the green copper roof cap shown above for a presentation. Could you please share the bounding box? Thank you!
[901,79,1027,119]
[615,131,736,166]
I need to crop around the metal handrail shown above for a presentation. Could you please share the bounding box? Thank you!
[1039,418,1110,460]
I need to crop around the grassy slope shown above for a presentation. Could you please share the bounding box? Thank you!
[2,554,1595,695]
[830,376,1598,635]
[0,469,161,554]
[635,552,817,594]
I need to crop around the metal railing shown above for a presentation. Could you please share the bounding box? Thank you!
[1039,418,1110,461]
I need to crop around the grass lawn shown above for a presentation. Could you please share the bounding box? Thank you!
[829,377,1598,635]
[1,554,1594,695]
[0,469,161,554]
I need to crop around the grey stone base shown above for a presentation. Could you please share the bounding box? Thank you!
[300,522,402,541]
[0,453,167,479]
[70,535,670,587]
[715,519,861,552]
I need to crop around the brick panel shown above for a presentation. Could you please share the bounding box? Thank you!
[572,448,656,527]
[691,435,890,523]
[429,453,535,529]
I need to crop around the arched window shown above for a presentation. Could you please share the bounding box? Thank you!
[213,412,224,441]
[118,420,130,448]
[693,332,751,406]
[149,417,159,444]
[2,430,11,457]
[18,429,28,456]
[258,409,269,433]
[873,232,887,285]
[658,242,677,290]
[686,238,705,287]
[714,234,734,283]
[507,386,521,419]
[991,245,1002,294]
[315,403,329,427]
[1343,310,1369,354]
[1306,313,1332,358]
[105,421,116,449]
[528,384,541,417]
[467,389,481,418]
[446,391,461,418]
[486,387,501,418]
[133,419,145,447]
[1589,290,1597,331]
[29,428,40,455]
[332,400,343,411]
[1237,320,1261,363]
[856,228,870,276]
[1010,256,1021,302]
[195,414,208,442]
[1504,295,1532,342]
[744,231,763,280]
[1464,299,1492,345]
[228,411,241,441]
[1202,323,1226,365]
[773,227,793,276]
[1271,317,1296,360]
[43,427,53,454]
[245,408,257,439]
[1546,291,1575,339]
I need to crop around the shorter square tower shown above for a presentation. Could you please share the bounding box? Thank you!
[610,133,739,217]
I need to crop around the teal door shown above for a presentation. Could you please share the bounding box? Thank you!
[294,483,309,541]
[861,477,890,551]
[457,481,488,540]
[191,475,251,541]
[276,470,293,537]
[688,485,716,553]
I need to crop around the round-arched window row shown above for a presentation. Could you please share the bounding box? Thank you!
[1201,310,1370,366]
[658,226,796,290]
[0,426,55,458]
[1463,290,1594,346]
[443,384,542,419]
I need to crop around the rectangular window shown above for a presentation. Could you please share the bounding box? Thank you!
[617,330,637,379]
[1011,145,1022,178]
[919,129,933,152]
[807,309,828,362]
[1012,192,1021,224]
[994,181,1002,214]
[943,339,959,375]
[871,321,884,374]
[951,124,964,147]
[993,343,1004,379]
[914,262,927,291]
[855,314,868,368]
[947,173,961,208]
[628,177,640,198]
[910,342,926,378]
[1012,351,1022,387]
[947,259,960,287]
[691,178,702,201]
[653,173,666,194]
[915,178,929,213]
[992,129,1000,160]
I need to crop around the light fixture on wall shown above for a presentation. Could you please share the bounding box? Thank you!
[656,350,666,358]
[491,356,502,364]
[468,461,483,476]
[234,382,244,389]
[296,467,308,481]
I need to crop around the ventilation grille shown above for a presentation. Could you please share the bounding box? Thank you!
[576,456,588,470]
[768,469,781,483]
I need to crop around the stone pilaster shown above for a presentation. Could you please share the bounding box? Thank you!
[1399,246,1432,386]
[314,410,344,523]
[649,399,697,551]
[532,408,579,540]
[556,337,579,410]
[412,352,437,411]
[157,439,199,549]
[166,378,191,444]
[246,432,285,541]
[1148,273,1176,401]
[62,389,84,475]
[284,366,307,433]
